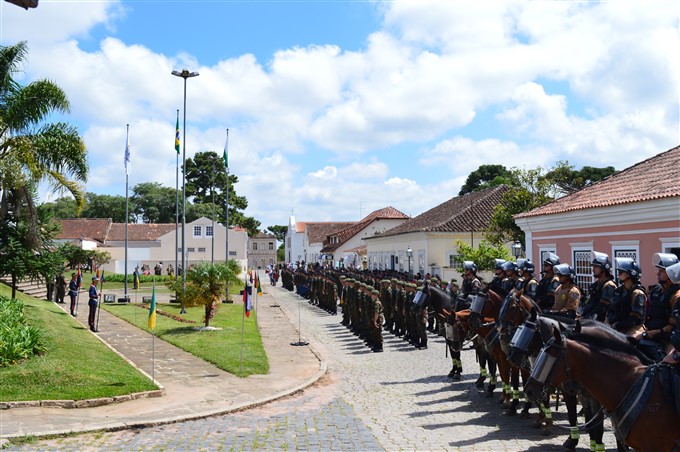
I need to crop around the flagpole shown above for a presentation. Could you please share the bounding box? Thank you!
[239,273,246,375]
[211,157,215,264]
[174,110,180,298]
[151,278,155,384]
[224,129,230,302]
[124,124,130,300]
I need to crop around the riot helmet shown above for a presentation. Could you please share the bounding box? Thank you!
[553,263,575,281]
[591,251,612,271]
[653,252,679,269]
[463,261,477,274]
[493,259,506,270]
[665,262,680,284]
[615,258,641,281]
[543,253,560,267]
[518,259,535,274]
[501,261,518,274]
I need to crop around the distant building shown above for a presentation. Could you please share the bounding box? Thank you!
[248,232,277,269]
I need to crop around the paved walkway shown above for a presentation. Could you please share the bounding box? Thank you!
[0,287,326,440]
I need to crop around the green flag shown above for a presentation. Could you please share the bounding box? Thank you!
[223,133,228,170]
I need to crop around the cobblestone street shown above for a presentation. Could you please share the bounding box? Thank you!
[10,286,619,451]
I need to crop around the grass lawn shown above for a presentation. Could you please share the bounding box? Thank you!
[0,284,157,402]
[101,301,269,378]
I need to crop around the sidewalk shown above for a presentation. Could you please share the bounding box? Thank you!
[0,287,326,440]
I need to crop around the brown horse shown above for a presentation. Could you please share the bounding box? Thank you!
[525,320,680,452]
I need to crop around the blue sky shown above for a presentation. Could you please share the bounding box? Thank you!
[1,0,678,230]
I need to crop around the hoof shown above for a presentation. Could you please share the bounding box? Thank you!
[452,372,461,381]
[475,375,486,389]
[562,437,578,450]
[520,409,531,419]
[505,407,517,416]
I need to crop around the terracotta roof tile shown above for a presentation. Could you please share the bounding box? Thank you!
[374,185,510,238]
[323,206,410,251]
[515,145,680,218]
[56,219,112,243]
[304,222,356,244]
[107,223,177,241]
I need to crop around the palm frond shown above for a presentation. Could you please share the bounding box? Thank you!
[5,80,70,132]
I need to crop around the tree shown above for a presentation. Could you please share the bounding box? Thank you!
[276,243,285,263]
[459,164,513,195]
[454,240,511,271]
[167,260,240,327]
[541,161,616,198]
[37,195,78,219]
[267,225,288,242]
[82,193,129,222]
[185,151,260,236]
[130,182,177,223]
[0,41,88,216]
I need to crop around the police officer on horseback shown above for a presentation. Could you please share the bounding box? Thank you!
[581,251,616,322]
[488,259,506,296]
[536,253,560,310]
[607,258,646,334]
[516,259,538,302]
[635,253,680,360]
[546,264,581,320]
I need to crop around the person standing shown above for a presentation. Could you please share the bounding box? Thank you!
[371,289,384,352]
[68,273,79,316]
[55,274,66,304]
[88,276,100,332]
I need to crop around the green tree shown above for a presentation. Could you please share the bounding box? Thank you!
[82,193,129,222]
[541,161,616,197]
[276,243,285,263]
[0,41,88,215]
[185,202,218,223]
[37,195,78,219]
[459,164,513,195]
[267,225,288,242]
[454,240,511,271]
[167,260,240,327]
[185,151,260,236]
[130,182,177,223]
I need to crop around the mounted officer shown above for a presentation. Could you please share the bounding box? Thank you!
[607,258,646,334]
[635,253,680,361]
[546,264,581,320]
[581,251,616,322]
[487,259,506,296]
[536,253,560,310]
[458,261,482,310]
[516,259,538,302]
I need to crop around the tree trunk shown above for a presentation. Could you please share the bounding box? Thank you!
[205,303,211,328]
[11,273,16,299]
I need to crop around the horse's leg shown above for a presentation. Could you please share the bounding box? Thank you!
[493,347,511,406]
[562,392,580,450]
[583,396,605,452]
[506,366,520,415]
[447,342,460,379]
[520,368,532,418]
[486,353,497,396]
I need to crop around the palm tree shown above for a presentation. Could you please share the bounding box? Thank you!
[0,41,88,219]
[0,41,87,291]
[185,262,231,328]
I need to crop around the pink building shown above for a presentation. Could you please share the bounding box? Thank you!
[515,145,680,292]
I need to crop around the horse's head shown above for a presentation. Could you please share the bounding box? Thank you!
[524,325,568,402]
[426,284,453,314]
[507,310,556,368]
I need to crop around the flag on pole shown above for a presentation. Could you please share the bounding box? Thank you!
[100,270,106,283]
[242,282,252,317]
[134,271,140,289]
[124,132,131,175]
[222,133,228,170]
[96,268,100,280]
[255,272,262,295]
[175,113,181,154]
[148,283,157,330]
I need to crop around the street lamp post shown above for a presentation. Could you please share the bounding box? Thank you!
[512,241,523,259]
[171,68,199,312]
[406,246,413,280]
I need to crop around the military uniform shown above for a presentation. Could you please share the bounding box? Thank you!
[536,272,560,310]
[607,284,647,333]
[551,283,581,319]
[371,289,384,352]
[581,277,616,321]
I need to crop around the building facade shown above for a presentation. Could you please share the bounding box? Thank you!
[248,232,277,269]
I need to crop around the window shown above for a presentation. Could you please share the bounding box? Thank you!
[193,226,202,237]
[269,242,274,250]
[187,247,195,252]
[229,251,237,256]
[198,247,206,252]
[538,245,557,277]
[418,251,425,274]
[572,249,593,296]
[177,247,182,253]
[253,242,258,251]
[206,226,213,237]
[446,252,460,268]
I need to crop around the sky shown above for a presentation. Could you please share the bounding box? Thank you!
[1,0,678,231]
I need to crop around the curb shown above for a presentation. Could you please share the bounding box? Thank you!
[0,361,328,440]
[0,389,164,410]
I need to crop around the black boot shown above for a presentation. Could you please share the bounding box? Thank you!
[562,437,578,451]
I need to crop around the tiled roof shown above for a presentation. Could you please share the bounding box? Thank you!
[321,206,409,252]
[304,222,356,244]
[107,223,177,241]
[374,185,510,238]
[344,244,367,255]
[515,145,680,218]
[252,232,276,239]
[56,219,112,243]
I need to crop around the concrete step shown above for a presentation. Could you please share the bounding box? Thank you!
[0,276,48,300]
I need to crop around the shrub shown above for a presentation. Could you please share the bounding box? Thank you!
[102,273,174,284]
[0,296,46,366]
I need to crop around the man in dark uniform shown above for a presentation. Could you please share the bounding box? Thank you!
[88,276,100,332]
[634,253,680,360]
[55,274,66,304]
[487,259,506,296]
[536,253,560,310]
[68,273,79,317]
[581,251,616,321]
[516,259,538,302]
[607,258,646,334]
[371,289,384,352]
[662,262,680,365]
